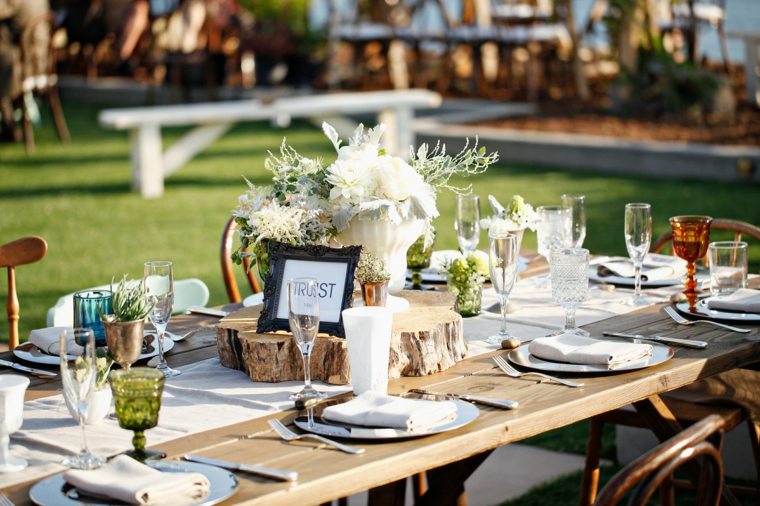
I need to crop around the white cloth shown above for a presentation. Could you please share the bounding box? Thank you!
[64,455,210,506]
[529,333,653,368]
[28,326,81,356]
[596,254,686,281]
[707,288,760,313]
[322,391,458,431]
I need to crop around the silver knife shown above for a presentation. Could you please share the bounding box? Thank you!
[602,332,708,349]
[187,306,229,318]
[0,358,57,377]
[182,454,298,482]
[409,388,518,410]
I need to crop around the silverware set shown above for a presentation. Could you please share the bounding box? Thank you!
[663,305,750,333]
[268,419,365,455]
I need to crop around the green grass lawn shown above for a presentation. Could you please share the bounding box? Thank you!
[2,100,759,344]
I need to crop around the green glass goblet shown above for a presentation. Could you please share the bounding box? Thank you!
[109,367,166,462]
[406,229,435,290]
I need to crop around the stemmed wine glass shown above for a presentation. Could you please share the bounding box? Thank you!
[670,215,712,311]
[144,261,180,377]
[486,232,518,345]
[560,194,586,248]
[59,328,105,469]
[550,248,590,335]
[536,205,573,284]
[455,194,480,254]
[624,203,652,306]
[289,277,326,400]
[0,374,30,473]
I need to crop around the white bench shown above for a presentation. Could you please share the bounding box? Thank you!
[728,31,760,107]
[98,90,443,198]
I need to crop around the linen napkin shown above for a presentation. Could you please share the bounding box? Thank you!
[707,288,760,314]
[63,455,210,506]
[28,326,82,356]
[597,255,685,282]
[322,391,458,431]
[529,333,653,369]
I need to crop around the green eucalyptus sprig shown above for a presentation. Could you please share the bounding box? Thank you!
[102,275,155,323]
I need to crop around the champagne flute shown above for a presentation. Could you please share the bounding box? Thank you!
[455,194,480,254]
[560,194,586,248]
[0,374,30,473]
[624,203,652,306]
[486,232,518,345]
[60,328,105,469]
[144,261,180,377]
[289,277,326,400]
[550,248,590,335]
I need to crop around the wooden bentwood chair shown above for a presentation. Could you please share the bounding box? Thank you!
[595,414,725,506]
[581,218,760,506]
[220,216,262,304]
[0,236,47,350]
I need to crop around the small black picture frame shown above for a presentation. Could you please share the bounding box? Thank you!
[256,241,362,338]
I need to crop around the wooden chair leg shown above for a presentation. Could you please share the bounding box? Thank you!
[413,471,427,501]
[747,420,760,506]
[579,417,603,506]
[6,266,19,350]
[47,85,70,143]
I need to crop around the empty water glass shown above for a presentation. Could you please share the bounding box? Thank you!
[536,205,573,278]
[709,241,748,296]
[560,194,586,248]
[455,194,480,254]
[551,248,590,336]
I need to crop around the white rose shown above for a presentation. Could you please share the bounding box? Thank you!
[326,160,373,203]
[374,156,422,202]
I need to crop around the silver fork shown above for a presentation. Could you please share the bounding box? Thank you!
[0,493,15,506]
[267,419,365,455]
[493,355,584,388]
[663,306,750,334]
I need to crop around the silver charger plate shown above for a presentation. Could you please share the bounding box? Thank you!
[507,342,674,374]
[294,398,479,440]
[675,298,760,322]
[14,334,174,366]
[29,460,238,506]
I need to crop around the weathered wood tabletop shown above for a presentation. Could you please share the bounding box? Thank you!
[2,297,759,505]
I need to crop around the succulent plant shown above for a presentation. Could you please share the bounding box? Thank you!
[102,275,155,323]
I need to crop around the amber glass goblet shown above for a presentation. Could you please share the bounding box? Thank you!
[670,215,712,310]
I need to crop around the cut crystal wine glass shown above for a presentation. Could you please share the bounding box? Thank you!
[550,248,590,335]
[60,328,105,469]
[536,205,572,285]
[144,261,180,377]
[289,277,326,400]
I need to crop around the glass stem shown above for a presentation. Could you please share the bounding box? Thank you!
[634,264,642,298]
[156,328,167,368]
[79,420,90,456]
[564,307,576,331]
[499,293,509,335]
[302,352,312,389]
[133,430,146,452]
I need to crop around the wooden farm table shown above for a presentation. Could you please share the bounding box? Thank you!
[2,298,759,505]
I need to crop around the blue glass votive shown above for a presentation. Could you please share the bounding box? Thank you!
[73,290,113,346]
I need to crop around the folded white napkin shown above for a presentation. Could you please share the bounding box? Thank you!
[707,288,760,314]
[597,254,686,282]
[529,333,653,369]
[63,455,210,506]
[29,327,82,356]
[322,391,458,431]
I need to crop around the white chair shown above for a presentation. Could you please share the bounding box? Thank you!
[46,278,210,327]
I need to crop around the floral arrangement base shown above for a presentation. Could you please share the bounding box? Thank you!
[216,290,466,384]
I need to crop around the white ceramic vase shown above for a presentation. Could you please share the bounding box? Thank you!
[337,218,426,294]
[65,386,112,425]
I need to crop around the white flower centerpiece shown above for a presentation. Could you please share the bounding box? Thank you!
[233,122,497,293]
[481,194,539,255]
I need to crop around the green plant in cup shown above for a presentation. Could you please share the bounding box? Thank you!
[109,367,166,462]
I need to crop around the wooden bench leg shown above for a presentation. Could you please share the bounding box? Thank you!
[579,417,603,506]
[130,125,164,198]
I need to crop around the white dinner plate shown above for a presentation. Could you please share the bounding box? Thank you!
[294,398,479,440]
[507,342,674,374]
[675,298,760,322]
[14,333,174,366]
[242,292,264,307]
[29,460,238,506]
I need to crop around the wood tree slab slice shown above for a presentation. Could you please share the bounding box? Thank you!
[216,291,465,384]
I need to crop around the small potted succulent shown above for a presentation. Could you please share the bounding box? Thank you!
[444,251,490,317]
[101,275,154,370]
[64,349,114,424]
[355,250,391,307]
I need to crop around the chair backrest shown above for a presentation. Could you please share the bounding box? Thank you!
[595,414,725,506]
[651,218,760,254]
[220,216,262,304]
[0,236,47,350]
[46,278,210,327]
